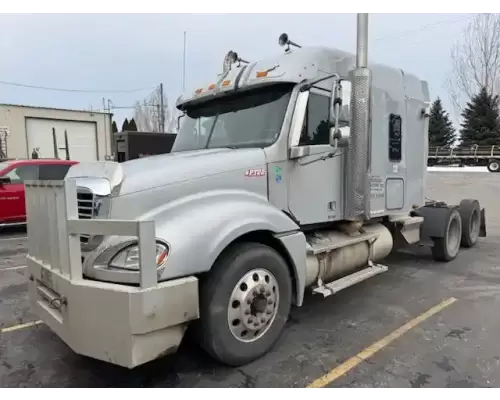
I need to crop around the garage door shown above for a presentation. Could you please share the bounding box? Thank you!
[26,118,98,162]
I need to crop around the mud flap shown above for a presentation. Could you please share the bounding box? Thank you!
[416,203,455,239]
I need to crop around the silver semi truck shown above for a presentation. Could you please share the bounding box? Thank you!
[25,15,486,369]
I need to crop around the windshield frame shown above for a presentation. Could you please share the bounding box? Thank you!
[172,83,295,153]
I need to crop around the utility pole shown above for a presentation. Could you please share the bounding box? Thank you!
[156,104,161,132]
[159,83,165,132]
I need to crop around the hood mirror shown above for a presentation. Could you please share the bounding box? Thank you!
[176,111,186,131]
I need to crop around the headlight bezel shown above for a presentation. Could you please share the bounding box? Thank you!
[91,237,170,277]
[108,241,169,272]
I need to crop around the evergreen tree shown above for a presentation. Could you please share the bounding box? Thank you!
[128,118,138,131]
[428,97,456,148]
[459,86,500,148]
[112,120,118,133]
[121,118,129,132]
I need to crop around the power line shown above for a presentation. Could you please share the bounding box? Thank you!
[0,80,156,94]
[373,14,474,44]
[0,15,476,99]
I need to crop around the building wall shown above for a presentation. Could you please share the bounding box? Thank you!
[0,104,112,160]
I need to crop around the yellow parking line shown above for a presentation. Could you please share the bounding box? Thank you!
[0,265,26,272]
[307,297,457,388]
[0,320,44,334]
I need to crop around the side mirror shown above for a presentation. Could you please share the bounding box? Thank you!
[0,176,11,185]
[329,79,351,149]
[329,126,350,148]
[329,79,342,125]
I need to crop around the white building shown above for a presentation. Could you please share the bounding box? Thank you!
[0,103,113,161]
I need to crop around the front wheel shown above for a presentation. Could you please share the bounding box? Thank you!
[195,242,292,366]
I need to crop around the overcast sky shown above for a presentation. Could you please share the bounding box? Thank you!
[0,13,472,126]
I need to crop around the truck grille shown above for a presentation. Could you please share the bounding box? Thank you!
[77,188,95,244]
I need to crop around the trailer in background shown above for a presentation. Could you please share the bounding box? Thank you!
[114,131,177,162]
[428,145,500,172]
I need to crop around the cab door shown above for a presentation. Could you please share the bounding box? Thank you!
[287,89,344,225]
[0,164,39,223]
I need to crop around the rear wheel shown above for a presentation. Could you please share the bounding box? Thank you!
[458,199,481,248]
[487,159,500,172]
[195,242,292,366]
[431,208,462,262]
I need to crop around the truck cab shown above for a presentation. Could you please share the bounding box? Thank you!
[24,23,485,369]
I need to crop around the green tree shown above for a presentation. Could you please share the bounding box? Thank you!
[112,120,118,133]
[128,118,138,131]
[121,118,129,132]
[428,97,456,148]
[459,86,500,147]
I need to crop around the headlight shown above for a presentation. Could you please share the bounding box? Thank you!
[108,242,169,271]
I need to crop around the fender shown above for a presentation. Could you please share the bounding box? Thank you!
[138,189,306,301]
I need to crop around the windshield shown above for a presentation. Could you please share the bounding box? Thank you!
[172,83,293,152]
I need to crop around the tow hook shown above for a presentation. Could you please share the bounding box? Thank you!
[49,297,68,311]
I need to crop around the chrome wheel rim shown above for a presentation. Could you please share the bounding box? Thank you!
[227,268,279,343]
[491,162,499,171]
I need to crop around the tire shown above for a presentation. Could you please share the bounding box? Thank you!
[431,208,462,262]
[194,242,292,366]
[458,199,481,248]
[487,159,500,173]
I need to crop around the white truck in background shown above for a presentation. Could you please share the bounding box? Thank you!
[24,14,486,368]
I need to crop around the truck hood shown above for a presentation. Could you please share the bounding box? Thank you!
[66,148,268,197]
[117,148,267,196]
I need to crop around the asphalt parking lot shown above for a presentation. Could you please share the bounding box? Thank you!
[1,171,500,387]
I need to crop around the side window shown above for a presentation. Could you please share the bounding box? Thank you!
[4,165,39,184]
[299,93,331,146]
[39,164,73,180]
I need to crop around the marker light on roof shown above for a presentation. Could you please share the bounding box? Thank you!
[256,71,268,78]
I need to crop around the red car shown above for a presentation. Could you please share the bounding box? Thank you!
[0,159,78,227]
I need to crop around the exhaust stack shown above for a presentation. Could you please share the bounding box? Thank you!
[344,13,372,221]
